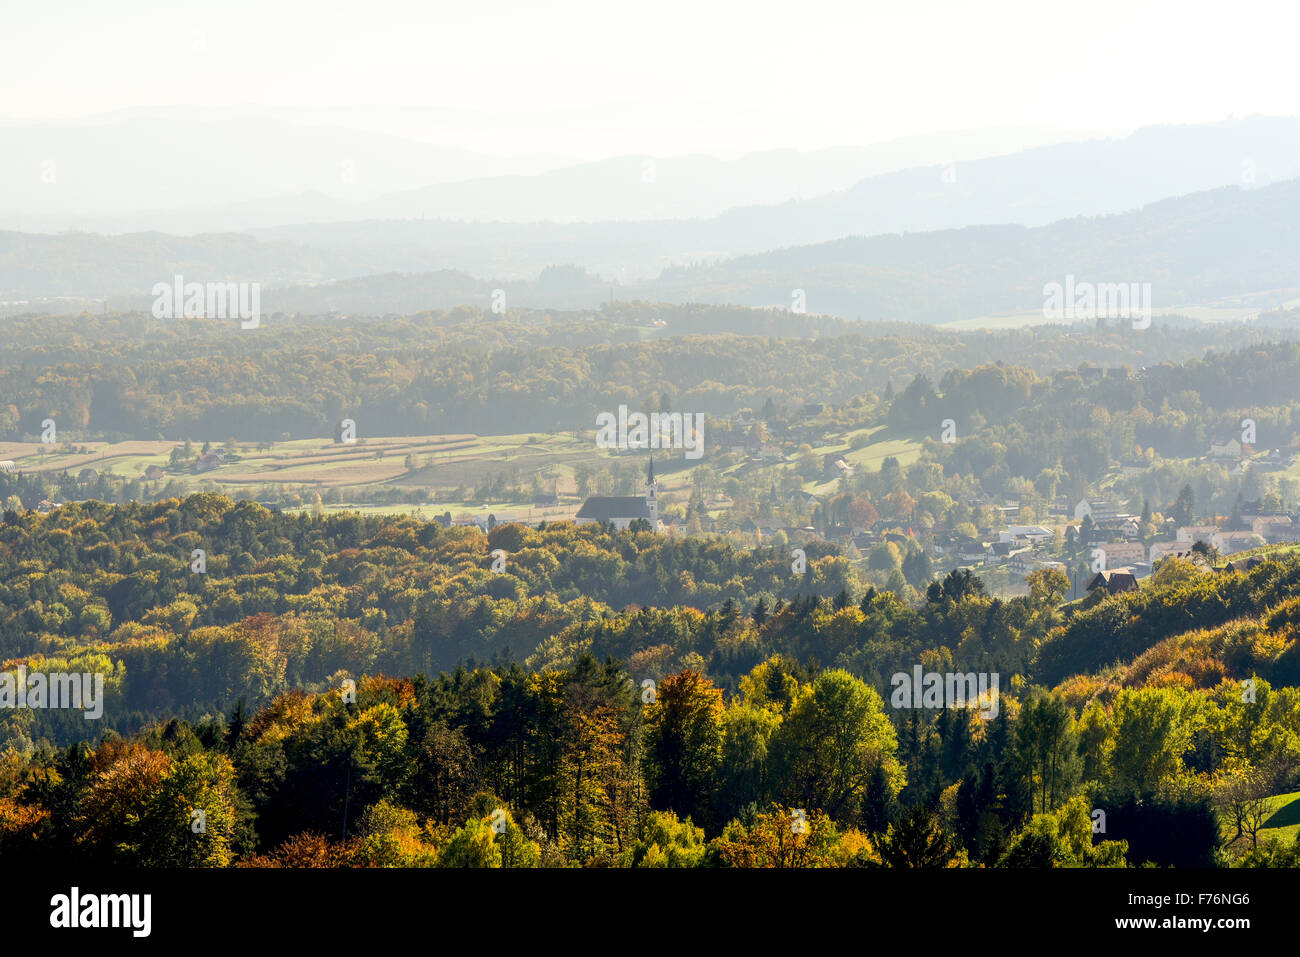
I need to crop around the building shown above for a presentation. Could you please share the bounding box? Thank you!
[1176,524,1219,545]
[1075,499,1122,523]
[1250,515,1295,539]
[1092,541,1147,566]
[1087,568,1139,595]
[575,458,660,532]
[987,541,1033,565]
[1223,555,1265,574]
[1211,530,1261,555]
[956,537,987,563]
[822,454,854,479]
[1149,540,1194,563]
[996,525,1053,544]
[1209,438,1244,459]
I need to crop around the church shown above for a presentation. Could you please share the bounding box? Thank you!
[575,458,660,532]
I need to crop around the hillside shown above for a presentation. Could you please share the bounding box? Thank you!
[8,177,1300,324]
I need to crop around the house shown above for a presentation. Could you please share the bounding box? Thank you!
[1209,438,1244,459]
[194,451,226,473]
[1261,522,1300,544]
[1176,525,1219,545]
[1211,530,1260,555]
[1223,555,1265,574]
[1006,551,1040,574]
[986,541,1015,562]
[1087,568,1139,595]
[575,459,660,532]
[1112,516,1142,540]
[997,525,1053,545]
[1251,515,1293,538]
[0,461,15,472]
[988,542,1033,565]
[822,453,854,479]
[1092,541,1146,567]
[955,537,987,563]
[532,493,559,508]
[1075,499,1122,523]
[1149,541,1194,563]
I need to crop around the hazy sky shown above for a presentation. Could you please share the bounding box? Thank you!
[4,0,1296,158]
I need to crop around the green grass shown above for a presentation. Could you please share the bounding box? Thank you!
[1217,790,1300,851]
[1259,791,1300,845]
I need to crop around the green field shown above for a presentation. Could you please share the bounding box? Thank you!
[805,427,923,494]
[1260,791,1300,845]
[1219,790,1300,853]
[5,418,929,523]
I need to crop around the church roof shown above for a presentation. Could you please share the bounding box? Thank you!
[576,496,654,521]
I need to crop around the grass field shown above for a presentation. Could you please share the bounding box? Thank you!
[1259,791,1300,845]
[5,420,922,520]
[805,426,923,494]
[1219,790,1300,852]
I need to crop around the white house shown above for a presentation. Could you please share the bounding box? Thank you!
[997,525,1053,544]
[1212,530,1262,555]
[1176,524,1219,545]
[1075,499,1122,523]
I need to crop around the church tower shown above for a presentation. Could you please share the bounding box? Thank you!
[645,456,658,527]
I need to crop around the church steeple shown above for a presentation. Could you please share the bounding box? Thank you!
[645,456,658,527]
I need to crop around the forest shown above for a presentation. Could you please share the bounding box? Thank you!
[1,493,1299,867]
[3,305,1300,441]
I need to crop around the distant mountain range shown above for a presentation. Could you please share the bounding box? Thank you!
[9,114,1299,244]
[0,105,1097,231]
[7,178,1300,324]
[245,116,1300,280]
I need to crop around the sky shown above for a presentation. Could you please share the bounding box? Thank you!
[3,0,1297,158]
